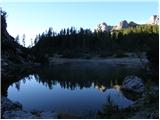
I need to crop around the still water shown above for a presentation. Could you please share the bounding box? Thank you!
[7,62,143,117]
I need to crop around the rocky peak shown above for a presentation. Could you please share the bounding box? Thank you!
[113,20,129,30]
[95,22,111,32]
[128,21,137,27]
[112,20,138,31]
[147,15,159,25]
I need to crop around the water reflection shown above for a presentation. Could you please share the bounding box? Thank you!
[9,64,141,92]
[105,86,134,109]
[4,63,143,117]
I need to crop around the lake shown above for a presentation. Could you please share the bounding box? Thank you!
[5,61,144,118]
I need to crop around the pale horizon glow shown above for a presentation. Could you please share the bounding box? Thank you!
[2,1,159,46]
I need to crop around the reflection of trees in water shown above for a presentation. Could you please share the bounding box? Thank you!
[31,65,141,91]
[14,82,20,91]
[14,75,36,90]
[3,65,143,95]
[2,69,35,96]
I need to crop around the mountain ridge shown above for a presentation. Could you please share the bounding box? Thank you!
[95,15,159,32]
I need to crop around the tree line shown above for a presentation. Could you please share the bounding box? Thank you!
[30,25,158,59]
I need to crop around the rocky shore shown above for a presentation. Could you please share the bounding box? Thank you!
[1,97,57,119]
[97,75,159,119]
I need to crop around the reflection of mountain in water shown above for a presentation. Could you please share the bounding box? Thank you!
[105,86,134,109]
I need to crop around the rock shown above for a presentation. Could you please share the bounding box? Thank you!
[112,20,138,31]
[95,22,112,32]
[147,15,159,25]
[1,97,22,111]
[113,20,129,30]
[1,96,57,119]
[3,111,34,119]
[149,111,159,119]
[3,110,57,119]
[40,111,57,119]
[14,102,23,109]
[121,76,144,93]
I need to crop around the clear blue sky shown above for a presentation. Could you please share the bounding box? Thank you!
[2,1,159,46]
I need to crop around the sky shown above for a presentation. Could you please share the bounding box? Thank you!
[1,0,159,46]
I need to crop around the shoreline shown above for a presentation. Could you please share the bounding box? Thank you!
[49,57,148,65]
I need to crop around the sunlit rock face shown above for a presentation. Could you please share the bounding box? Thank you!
[95,22,112,32]
[112,20,129,30]
[147,15,159,25]
[112,20,137,31]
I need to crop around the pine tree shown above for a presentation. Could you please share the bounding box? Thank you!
[15,35,20,44]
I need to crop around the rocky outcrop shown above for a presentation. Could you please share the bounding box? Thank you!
[113,20,129,30]
[128,21,137,27]
[1,96,57,119]
[95,15,159,31]
[95,22,112,32]
[112,20,137,30]
[121,76,144,94]
[95,20,138,32]
[1,10,39,81]
[95,15,158,32]
[147,15,159,25]
[3,111,34,119]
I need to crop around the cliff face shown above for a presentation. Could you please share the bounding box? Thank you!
[1,11,36,80]
[113,20,129,30]
[95,22,112,32]
[112,20,137,30]
[1,11,26,64]
[1,11,15,42]
[95,15,158,32]
[95,20,138,32]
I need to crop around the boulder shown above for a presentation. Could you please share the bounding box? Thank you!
[121,76,144,93]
